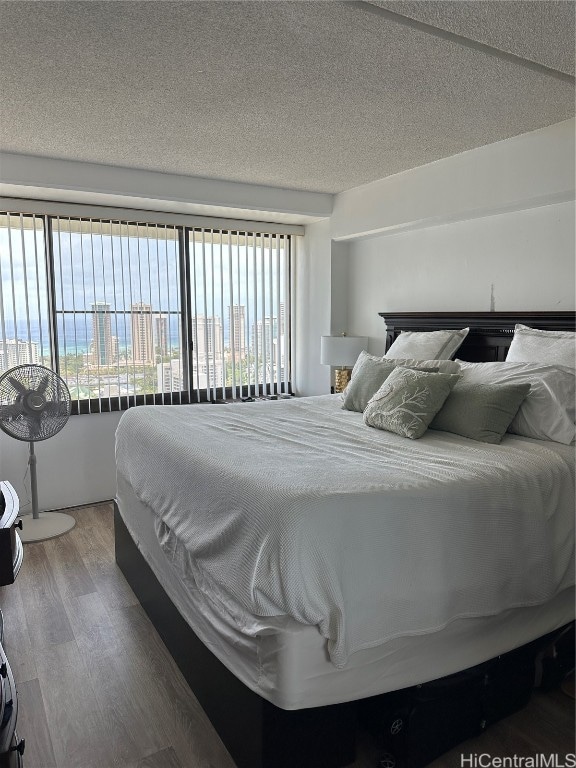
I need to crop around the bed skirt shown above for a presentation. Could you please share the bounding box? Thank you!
[114,504,573,768]
[114,504,356,768]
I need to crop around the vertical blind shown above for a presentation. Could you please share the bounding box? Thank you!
[0,213,50,372]
[189,229,290,402]
[51,218,182,412]
[0,210,291,413]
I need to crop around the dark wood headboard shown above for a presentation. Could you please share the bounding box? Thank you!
[380,312,576,362]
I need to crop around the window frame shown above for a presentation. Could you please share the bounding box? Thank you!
[0,204,295,415]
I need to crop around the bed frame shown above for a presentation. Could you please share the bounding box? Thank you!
[115,310,575,768]
[381,311,576,361]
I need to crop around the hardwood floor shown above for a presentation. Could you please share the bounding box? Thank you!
[0,503,573,768]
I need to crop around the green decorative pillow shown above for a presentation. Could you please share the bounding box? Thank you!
[342,356,398,412]
[350,349,381,379]
[342,352,443,413]
[430,381,531,444]
[363,367,461,439]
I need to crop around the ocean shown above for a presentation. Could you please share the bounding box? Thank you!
[6,314,185,356]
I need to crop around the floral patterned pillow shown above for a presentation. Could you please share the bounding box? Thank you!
[363,367,461,439]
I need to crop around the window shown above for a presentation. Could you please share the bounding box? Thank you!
[50,218,183,411]
[189,230,290,401]
[0,209,292,413]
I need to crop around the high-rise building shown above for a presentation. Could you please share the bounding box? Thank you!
[157,358,183,392]
[91,302,115,366]
[252,316,278,359]
[251,316,286,383]
[157,357,224,393]
[0,339,40,371]
[154,314,169,356]
[131,302,154,364]
[228,305,246,357]
[195,359,224,390]
[110,335,119,362]
[191,316,223,358]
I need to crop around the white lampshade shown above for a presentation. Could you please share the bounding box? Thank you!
[320,335,368,367]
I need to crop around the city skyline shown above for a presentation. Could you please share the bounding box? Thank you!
[1,299,288,397]
[3,300,286,357]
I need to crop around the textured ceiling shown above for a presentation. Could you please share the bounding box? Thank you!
[371,1,575,76]
[0,1,573,194]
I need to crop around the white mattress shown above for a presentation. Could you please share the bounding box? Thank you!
[116,394,575,668]
[116,471,575,710]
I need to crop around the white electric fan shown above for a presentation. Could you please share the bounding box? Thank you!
[0,364,75,542]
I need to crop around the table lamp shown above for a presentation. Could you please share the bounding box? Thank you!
[320,334,368,392]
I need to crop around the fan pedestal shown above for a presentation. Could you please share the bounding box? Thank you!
[0,365,73,544]
[17,512,76,543]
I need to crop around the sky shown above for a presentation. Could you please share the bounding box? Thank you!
[0,221,288,354]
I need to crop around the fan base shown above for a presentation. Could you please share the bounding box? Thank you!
[17,512,76,543]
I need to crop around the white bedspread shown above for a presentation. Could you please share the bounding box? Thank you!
[115,395,575,668]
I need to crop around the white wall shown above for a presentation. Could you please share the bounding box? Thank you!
[299,119,576,394]
[293,220,332,395]
[0,152,332,224]
[292,226,353,395]
[0,411,121,513]
[347,201,575,356]
[331,119,574,242]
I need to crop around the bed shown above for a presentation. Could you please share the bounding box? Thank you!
[114,311,575,768]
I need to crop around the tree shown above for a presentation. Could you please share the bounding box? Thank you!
[60,352,85,377]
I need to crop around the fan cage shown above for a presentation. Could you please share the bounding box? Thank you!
[0,364,72,442]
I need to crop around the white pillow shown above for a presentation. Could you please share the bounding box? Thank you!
[385,328,469,361]
[456,361,576,445]
[506,324,575,369]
